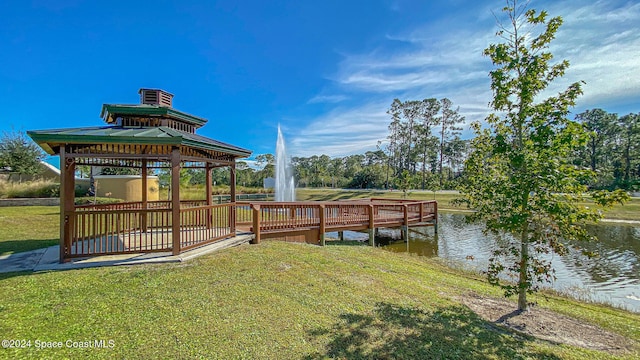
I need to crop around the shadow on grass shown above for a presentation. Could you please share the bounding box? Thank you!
[0,239,58,256]
[305,302,560,360]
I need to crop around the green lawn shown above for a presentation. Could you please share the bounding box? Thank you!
[0,206,59,255]
[1,241,638,359]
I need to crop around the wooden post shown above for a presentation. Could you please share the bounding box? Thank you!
[141,159,148,232]
[368,204,375,246]
[403,204,409,227]
[59,145,75,263]
[319,204,326,246]
[171,147,181,255]
[338,231,344,241]
[433,201,438,233]
[402,204,409,241]
[419,201,424,223]
[230,161,236,235]
[251,204,261,244]
[206,163,213,229]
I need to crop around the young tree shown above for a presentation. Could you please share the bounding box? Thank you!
[460,0,629,311]
[0,130,45,175]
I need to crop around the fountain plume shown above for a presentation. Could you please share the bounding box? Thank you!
[275,125,296,202]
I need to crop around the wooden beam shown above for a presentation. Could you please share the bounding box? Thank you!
[179,155,233,164]
[368,204,375,246]
[58,146,66,263]
[59,145,76,263]
[141,159,148,233]
[206,163,213,229]
[65,153,172,160]
[319,204,326,246]
[251,204,261,244]
[171,147,181,255]
[230,161,236,234]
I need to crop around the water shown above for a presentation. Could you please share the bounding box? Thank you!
[335,213,640,312]
[275,125,295,202]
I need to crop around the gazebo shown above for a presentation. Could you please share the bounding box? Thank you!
[28,89,252,263]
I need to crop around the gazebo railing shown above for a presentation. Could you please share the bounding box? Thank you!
[179,204,233,251]
[66,201,233,258]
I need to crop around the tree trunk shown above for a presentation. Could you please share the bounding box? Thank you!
[518,224,529,312]
[421,149,427,190]
[624,143,631,182]
[590,139,597,172]
[439,135,444,187]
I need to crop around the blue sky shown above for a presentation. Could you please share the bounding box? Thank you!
[1,0,638,166]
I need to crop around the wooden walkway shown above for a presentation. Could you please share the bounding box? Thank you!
[236,198,437,245]
[61,198,436,261]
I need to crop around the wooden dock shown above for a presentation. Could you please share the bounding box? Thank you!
[61,198,436,261]
[236,198,437,245]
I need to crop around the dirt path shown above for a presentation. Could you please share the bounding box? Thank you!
[458,293,638,355]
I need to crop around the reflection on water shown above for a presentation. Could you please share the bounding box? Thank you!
[378,213,640,312]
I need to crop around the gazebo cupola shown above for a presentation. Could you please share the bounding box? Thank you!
[100,88,206,134]
[28,89,252,263]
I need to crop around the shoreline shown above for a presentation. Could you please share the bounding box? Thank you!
[438,207,640,225]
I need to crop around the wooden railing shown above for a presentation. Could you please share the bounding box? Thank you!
[75,200,207,211]
[245,200,437,244]
[65,201,234,258]
[63,198,436,258]
[179,204,232,251]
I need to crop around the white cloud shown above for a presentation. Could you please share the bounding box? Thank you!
[291,0,640,158]
[289,102,390,157]
[547,1,640,107]
[306,94,349,104]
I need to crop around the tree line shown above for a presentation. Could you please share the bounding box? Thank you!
[205,105,638,193]
[572,109,640,190]
[2,108,637,193]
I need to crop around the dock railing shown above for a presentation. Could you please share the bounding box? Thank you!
[237,199,437,244]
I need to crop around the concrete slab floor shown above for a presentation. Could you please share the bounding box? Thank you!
[0,233,254,274]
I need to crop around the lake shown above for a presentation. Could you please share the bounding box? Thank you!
[331,213,640,312]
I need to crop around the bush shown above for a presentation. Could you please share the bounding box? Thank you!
[74,197,124,205]
[0,179,59,198]
[75,183,90,197]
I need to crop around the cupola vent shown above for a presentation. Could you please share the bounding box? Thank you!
[139,88,173,107]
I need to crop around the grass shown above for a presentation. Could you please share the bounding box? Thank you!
[1,241,638,359]
[0,206,58,255]
[158,185,273,200]
[0,179,59,199]
[296,188,640,221]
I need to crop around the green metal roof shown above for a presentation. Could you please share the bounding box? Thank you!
[27,126,252,158]
[100,104,208,128]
